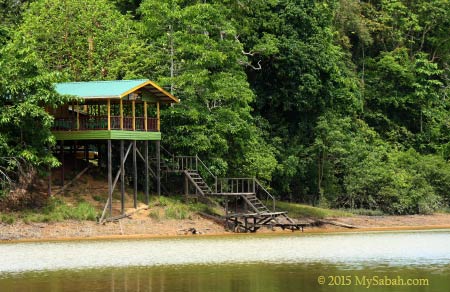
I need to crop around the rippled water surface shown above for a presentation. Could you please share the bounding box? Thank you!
[1,230,449,291]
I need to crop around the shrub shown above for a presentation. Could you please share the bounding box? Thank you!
[0,213,16,224]
[148,195,219,220]
[21,199,97,223]
[165,204,190,220]
[344,149,445,214]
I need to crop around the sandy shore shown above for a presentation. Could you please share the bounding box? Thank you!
[1,212,450,243]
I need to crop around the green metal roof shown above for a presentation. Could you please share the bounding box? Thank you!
[55,79,179,103]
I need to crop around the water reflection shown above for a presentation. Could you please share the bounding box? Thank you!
[1,263,449,292]
[0,230,450,292]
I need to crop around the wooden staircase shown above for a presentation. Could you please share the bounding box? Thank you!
[158,146,308,232]
[241,193,271,214]
[184,170,213,196]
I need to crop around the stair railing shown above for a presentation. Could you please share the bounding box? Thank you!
[160,145,174,161]
[217,178,275,211]
[160,145,176,171]
[195,155,217,193]
[217,178,255,194]
[158,149,274,210]
[166,154,217,193]
[254,178,276,212]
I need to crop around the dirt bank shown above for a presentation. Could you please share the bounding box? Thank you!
[2,211,450,242]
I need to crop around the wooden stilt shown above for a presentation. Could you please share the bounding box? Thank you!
[133,140,137,208]
[184,174,189,197]
[84,143,89,164]
[144,141,149,204]
[97,143,101,168]
[156,140,161,197]
[108,140,113,216]
[120,140,125,214]
[73,143,78,170]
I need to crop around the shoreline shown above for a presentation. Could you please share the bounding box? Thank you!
[2,221,450,244]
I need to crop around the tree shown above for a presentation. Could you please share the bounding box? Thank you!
[228,0,362,199]
[0,36,70,210]
[13,0,150,81]
[139,0,277,180]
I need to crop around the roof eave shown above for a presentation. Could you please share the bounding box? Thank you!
[119,80,180,103]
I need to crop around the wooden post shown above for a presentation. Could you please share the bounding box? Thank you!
[132,100,136,131]
[96,143,100,167]
[107,99,111,130]
[156,101,160,131]
[144,101,148,131]
[184,174,189,198]
[76,102,80,130]
[120,99,124,129]
[133,140,137,208]
[144,141,149,204]
[60,141,64,187]
[85,144,89,169]
[120,140,125,214]
[156,140,161,197]
[108,140,112,216]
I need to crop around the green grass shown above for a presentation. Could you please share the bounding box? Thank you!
[148,196,220,220]
[436,207,450,214]
[276,201,353,219]
[344,208,385,216]
[19,199,98,223]
[0,213,16,224]
[1,199,98,224]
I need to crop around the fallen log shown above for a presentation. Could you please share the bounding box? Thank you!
[316,219,357,229]
[197,211,226,224]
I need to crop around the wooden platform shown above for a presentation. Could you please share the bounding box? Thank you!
[224,211,310,233]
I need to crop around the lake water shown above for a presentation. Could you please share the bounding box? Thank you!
[0,230,449,291]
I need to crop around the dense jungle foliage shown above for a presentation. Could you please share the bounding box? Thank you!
[1,0,449,214]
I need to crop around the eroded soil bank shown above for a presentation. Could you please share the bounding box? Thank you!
[2,211,450,242]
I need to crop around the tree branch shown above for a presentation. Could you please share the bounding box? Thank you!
[239,59,262,70]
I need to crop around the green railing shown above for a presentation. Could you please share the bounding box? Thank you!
[52,116,158,131]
